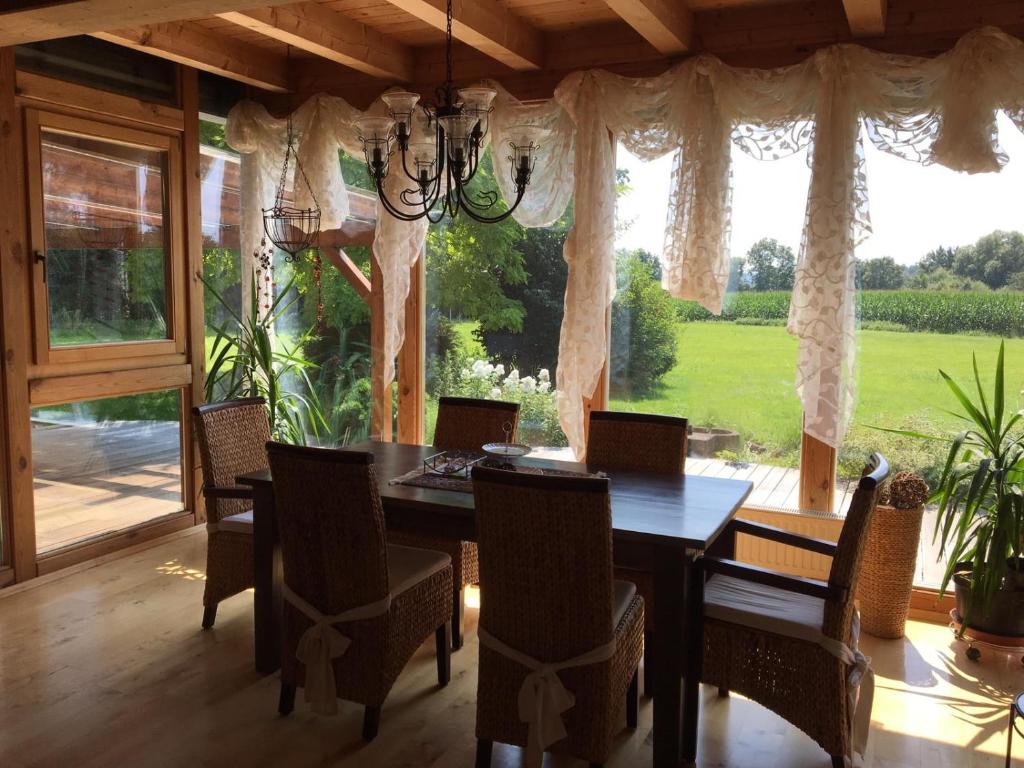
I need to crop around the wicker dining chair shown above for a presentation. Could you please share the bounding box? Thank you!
[390,396,520,651]
[267,442,453,739]
[700,453,889,768]
[471,465,643,768]
[585,410,688,695]
[193,397,272,629]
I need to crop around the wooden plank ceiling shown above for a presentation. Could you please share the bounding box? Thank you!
[2,0,1023,104]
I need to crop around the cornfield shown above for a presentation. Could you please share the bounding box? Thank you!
[675,290,1024,337]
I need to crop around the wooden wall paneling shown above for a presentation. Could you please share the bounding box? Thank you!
[369,253,391,441]
[28,364,192,407]
[396,253,424,445]
[180,67,205,522]
[799,427,836,513]
[15,71,184,132]
[0,48,37,580]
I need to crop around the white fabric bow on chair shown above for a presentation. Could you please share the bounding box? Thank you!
[479,627,617,768]
[283,584,392,716]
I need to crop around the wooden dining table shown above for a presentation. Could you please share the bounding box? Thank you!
[238,440,752,768]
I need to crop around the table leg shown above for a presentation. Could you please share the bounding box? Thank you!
[253,483,282,674]
[652,547,685,768]
[681,553,704,767]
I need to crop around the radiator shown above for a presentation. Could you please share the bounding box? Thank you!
[734,506,844,580]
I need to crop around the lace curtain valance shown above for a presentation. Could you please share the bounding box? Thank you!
[225,25,1024,454]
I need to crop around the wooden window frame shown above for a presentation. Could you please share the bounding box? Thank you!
[24,109,186,366]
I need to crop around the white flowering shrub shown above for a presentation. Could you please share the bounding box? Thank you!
[451,358,566,446]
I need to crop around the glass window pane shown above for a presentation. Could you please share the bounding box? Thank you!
[42,129,170,346]
[611,140,808,510]
[32,390,184,554]
[839,114,1024,588]
[425,147,569,450]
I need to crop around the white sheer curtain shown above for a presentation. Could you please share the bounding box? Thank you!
[226,25,1024,455]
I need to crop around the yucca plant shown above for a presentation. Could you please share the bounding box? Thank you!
[909,342,1024,626]
[204,272,327,444]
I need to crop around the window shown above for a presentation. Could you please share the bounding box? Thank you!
[27,111,184,363]
[838,114,1024,587]
[424,148,569,450]
[612,140,808,510]
[32,390,184,554]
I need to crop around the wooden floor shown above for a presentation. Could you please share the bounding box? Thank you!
[31,419,182,553]
[0,529,1019,768]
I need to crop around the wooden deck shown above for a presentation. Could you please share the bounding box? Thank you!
[31,418,183,554]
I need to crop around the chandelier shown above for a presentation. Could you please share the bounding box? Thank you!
[354,0,542,224]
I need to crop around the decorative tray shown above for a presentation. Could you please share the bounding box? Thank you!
[422,450,485,479]
[482,442,531,459]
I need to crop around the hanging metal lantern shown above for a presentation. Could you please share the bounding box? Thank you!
[262,116,321,263]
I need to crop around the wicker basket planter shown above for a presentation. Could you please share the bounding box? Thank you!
[857,471,929,639]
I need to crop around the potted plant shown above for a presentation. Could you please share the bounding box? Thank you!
[920,342,1024,637]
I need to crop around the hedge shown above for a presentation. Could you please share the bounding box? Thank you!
[676,290,1024,337]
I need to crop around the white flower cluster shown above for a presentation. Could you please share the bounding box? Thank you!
[465,359,552,396]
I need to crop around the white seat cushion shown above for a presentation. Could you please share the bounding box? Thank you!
[614,579,638,625]
[217,510,253,534]
[704,574,826,645]
[387,544,452,597]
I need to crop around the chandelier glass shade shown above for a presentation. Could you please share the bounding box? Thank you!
[355,0,542,224]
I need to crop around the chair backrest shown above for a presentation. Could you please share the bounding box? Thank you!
[823,452,889,641]
[586,410,688,474]
[472,465,615,661]
[193,397,271,521]
[433,396,520,453]
[266,442,389,615]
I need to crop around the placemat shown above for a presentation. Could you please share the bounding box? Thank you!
[390,462,604,494]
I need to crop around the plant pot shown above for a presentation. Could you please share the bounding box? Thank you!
[953,560,1024,638]
[857,503,924,639]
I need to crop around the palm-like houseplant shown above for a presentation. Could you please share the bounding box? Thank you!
[204,274,326,444]
[923,342,1024,634]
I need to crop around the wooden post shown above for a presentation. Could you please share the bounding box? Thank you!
[799,425,836,513]
[179,66,205,523]
[0,48,38,579]
[369,254,391,441]
[396,254,424,445]
[581,303,611,448]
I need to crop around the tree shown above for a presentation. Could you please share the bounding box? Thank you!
[745,238,795,291]
[919,245,956,273]
[905,267,988,292]
[610,251,678,396]
[857,256,905,290]
[952,230,1024,289]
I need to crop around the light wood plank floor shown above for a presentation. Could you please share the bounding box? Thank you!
[1,529,1021,768]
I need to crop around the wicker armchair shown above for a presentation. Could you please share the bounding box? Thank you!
[267,442,453,739]
[700,453,889,768]
[471,465,643,768]
[391,396,520,651]
[193,397,271,629]
[585,410,688,694]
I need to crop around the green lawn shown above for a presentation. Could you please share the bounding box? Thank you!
[451,320,1024,476]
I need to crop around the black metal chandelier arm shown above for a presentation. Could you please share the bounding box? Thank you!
[457,183,527,224]
[376,177,439,222]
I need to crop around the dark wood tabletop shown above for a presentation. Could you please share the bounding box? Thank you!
[239,439,752,768]
[241,440,752,551]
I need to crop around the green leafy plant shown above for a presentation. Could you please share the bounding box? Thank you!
[204,273,327,444]
[881,342,1024,621]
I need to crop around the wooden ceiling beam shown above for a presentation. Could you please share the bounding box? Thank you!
[0,0,297,47]
[94,22,290,93]
[603,0,694,54]
[842,0,887,37]
[218,3,413,82]
[383,0,544,71]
